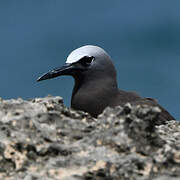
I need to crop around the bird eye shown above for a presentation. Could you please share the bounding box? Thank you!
[79,56,94,66]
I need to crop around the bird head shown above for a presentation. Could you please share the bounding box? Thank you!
[37,45,117,82]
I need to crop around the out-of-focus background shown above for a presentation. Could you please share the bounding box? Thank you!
[0,1,179,119]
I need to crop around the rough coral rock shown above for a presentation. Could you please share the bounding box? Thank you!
[0,96,179,180]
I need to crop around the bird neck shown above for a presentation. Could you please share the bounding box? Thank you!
[71,75,118,104]
[70,75,118,117]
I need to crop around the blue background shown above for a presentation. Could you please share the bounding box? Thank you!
[0,1,179,119]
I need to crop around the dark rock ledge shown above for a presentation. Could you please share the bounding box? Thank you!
[0,96,179,180]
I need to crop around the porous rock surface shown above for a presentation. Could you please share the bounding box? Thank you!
[0,96,179,180]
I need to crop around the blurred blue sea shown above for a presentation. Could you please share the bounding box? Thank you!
[0,1,179,119]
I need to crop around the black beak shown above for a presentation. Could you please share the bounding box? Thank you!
[37,63,75,82]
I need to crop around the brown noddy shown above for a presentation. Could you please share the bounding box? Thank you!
[37,45,175,122]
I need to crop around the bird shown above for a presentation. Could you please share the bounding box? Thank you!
[37,45,175,123]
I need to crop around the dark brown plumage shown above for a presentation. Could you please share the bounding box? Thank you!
[37,45,175,123]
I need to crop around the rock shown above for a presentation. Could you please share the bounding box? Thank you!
[0,96,179,180]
